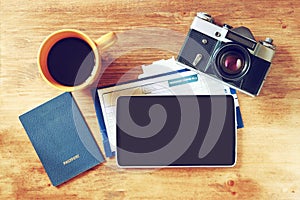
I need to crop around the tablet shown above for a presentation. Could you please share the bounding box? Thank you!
[116,95,236,167]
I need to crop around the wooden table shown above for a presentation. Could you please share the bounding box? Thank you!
[1,0,299,199]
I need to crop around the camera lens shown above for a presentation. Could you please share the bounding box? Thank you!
[214,44,250,80]
[221,52,244,74]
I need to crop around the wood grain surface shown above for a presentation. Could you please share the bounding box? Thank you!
[1,0,300,199]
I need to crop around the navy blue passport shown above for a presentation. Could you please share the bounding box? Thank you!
[19,92,104,186]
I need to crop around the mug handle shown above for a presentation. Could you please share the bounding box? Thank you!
[95,32,117,51]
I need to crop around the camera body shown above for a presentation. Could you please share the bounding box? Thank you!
[177,12,276,96]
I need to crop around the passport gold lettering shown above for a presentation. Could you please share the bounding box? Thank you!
[63,154,80,165]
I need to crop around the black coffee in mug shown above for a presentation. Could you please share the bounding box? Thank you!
[47,37,96,86]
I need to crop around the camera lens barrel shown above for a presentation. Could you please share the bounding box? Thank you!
[214,43,251,81]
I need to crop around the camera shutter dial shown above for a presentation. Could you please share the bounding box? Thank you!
[197,12,214,23]
[223,24,233,29]
[261,38,276,50]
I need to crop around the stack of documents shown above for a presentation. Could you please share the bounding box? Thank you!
[94,58,243,157]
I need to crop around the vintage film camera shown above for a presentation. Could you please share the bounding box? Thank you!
[177,12,276,96]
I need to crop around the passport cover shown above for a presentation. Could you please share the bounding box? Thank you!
[19,92,104,186]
